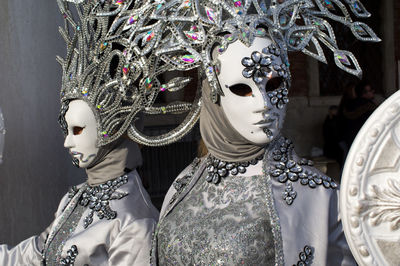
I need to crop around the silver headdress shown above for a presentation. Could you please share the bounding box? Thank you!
[57,0,201,147]
[57,0,379,146]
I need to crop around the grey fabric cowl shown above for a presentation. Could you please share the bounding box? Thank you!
[85,139,142,186]
[200,79,265,162]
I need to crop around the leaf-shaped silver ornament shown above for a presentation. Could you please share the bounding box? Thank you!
[203,5,222,26]
[345,0,371,18]
[350,22,381,42]
[165,77,192,92]
[316,31,338,52]
[273,0,302,30]
[302,36,327,64]
[333,50,362,78]
[286,25,316,51]
[311,18,337,45]
[315,0,352,24]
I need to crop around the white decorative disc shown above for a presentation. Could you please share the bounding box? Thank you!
[341,90,400,266]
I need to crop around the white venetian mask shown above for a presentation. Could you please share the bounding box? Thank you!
[216,36,290,145]
[64,100,99,168]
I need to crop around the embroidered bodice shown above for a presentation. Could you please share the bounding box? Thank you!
[157,169,275,265]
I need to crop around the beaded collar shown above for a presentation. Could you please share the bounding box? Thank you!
[205,154,264,184]
[67,174,129,228]
[268,136,337,205]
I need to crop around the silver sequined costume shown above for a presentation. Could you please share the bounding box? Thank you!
[152,136,355,265]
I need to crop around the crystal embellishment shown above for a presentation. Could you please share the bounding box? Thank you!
[242,51,271,83]
[269,137,337,205]
[283,182,297,205]
[294,245,313,265]
[336,52,351,66]
[169,158,200,204]
[128,15,138,25]
[268,87,289,109]
[79,175,129,228]
[271,160,303,183]
[181,55,195,63]
[205,154,263,184]
[321,0,335,10]
[145,78,153,90]
[60,245,78,266]
[205,7,217,23]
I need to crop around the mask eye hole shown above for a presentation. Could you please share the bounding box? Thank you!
[73,126,84,135]
[229,83,253,97]
[265,76,284,92]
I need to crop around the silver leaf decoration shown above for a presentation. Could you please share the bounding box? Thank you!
[350,22,382,42]
[333,49,362,78]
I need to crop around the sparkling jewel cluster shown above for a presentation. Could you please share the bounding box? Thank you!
[205,154,264,184]
[269,137,337,205]
[60,245,79,266]
[79,175,129,228]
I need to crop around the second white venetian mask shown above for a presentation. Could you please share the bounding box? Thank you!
[216,37,289,145]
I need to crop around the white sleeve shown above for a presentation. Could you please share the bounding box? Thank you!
[0,225,50,266]
[327,190,357,266]
[108,218,157,266]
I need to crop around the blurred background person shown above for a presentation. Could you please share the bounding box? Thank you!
[341,80,377,150]
[323,105,342,166]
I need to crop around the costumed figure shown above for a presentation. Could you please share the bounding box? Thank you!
[0,0,181,264]
[119,0,379,264]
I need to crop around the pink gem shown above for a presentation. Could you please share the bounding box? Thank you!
[123,65,129,75]
[185,31,199,41]
[234,1,242,7]
[205,7,216,23]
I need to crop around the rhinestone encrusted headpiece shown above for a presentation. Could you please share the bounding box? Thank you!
[57,0,201,146]
[57,0,379,146]
[138,0,379,100]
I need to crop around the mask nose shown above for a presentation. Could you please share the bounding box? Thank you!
[64,133,75,148]
[257,83,271,109]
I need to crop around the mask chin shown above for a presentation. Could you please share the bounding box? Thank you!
[215,37,289,145]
